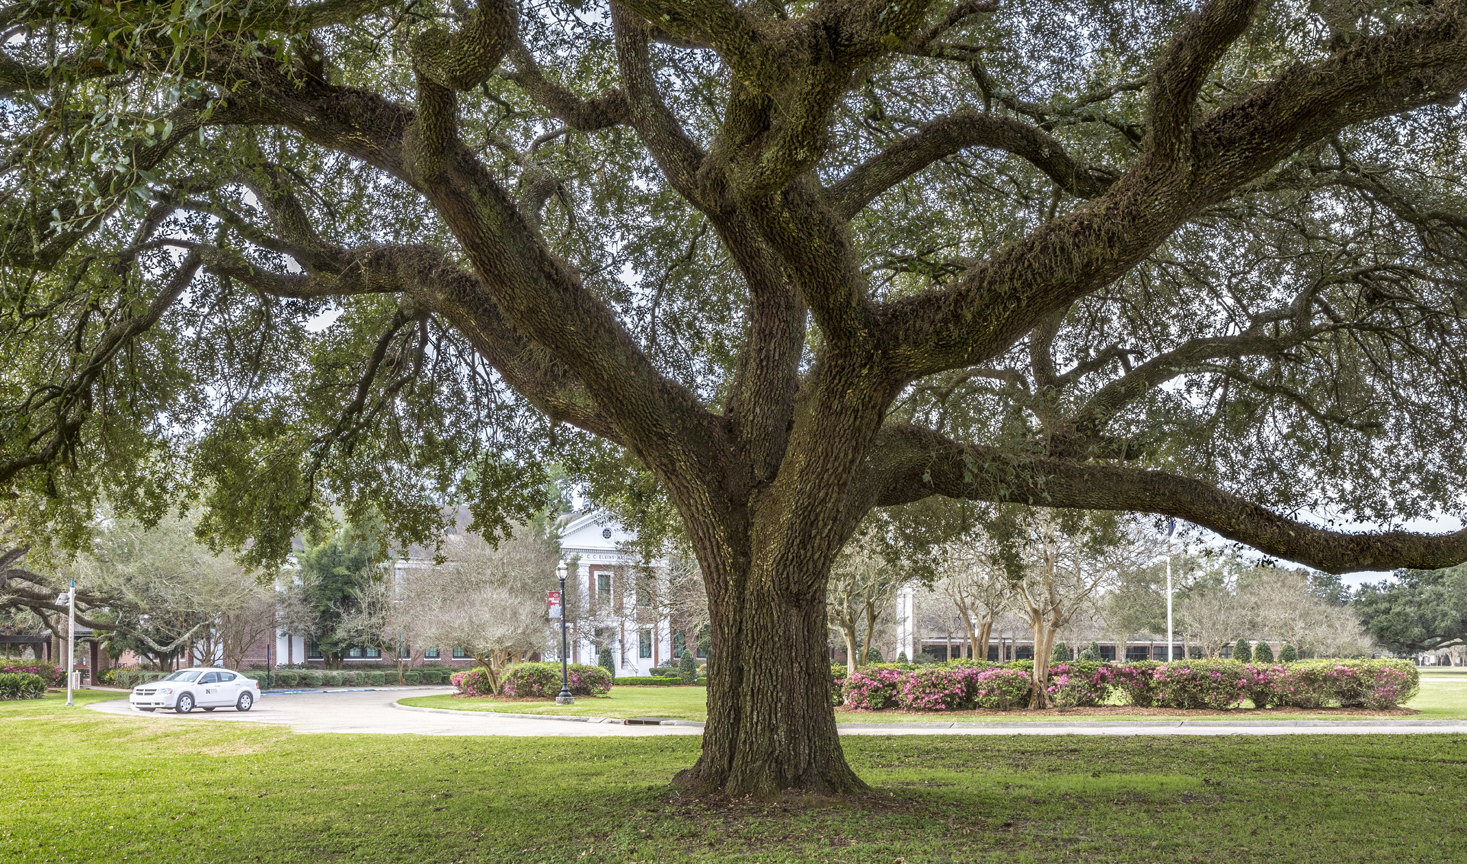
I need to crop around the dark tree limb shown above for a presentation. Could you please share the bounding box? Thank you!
[865,424,1467,574]
[828,111,1115,219]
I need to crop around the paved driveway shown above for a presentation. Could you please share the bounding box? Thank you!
[86,689,1467,737]
[87,688,701,736]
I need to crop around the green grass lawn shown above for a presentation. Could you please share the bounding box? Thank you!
[400,686,710,720]
[5,691,1467,863]
[400,677,1467,723]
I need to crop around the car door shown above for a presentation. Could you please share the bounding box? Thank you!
[215,671,240,705]
[197,671,221,705]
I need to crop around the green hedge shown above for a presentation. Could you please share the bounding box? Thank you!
[0,672,45,700]
[613,676,706,686]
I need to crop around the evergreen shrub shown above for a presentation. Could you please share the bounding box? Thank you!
[403,671,422,685]
[0,672,45,700]
[367,671,387,687]
[679,650,698,685]
[896,651,909,664]
[1253,641,1275,664]
[1233,639,1253,663]
[865,647,884,664]
[1279,644,1299,663]
[1052,642,1073,662]
[598,647,616,681]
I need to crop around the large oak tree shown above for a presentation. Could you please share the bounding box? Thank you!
[4,0,1467,796]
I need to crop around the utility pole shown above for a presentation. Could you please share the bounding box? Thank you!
[1165,519,1176,663]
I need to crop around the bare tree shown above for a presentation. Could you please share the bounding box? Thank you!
[933,533,1015,663]
[399,526,561,694]
[1004,510,1167,706]
[828,538,903,673]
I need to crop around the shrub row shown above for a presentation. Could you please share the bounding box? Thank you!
[842,665,1033,711]
[452,663,613,698]
[836,659,1418,712]
[112,667,457,690]
[1,664,62,687]
[0,672,46,700]
[612,676,706,686]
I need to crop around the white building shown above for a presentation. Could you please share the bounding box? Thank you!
[555,511,682,676]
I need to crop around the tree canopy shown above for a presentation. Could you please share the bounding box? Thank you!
[1356,564,1467,653]
[3,0,1467,796]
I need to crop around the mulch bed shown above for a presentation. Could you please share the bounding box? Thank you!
[835,704,1421,719]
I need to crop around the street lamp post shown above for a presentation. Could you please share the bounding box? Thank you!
[66,580,75,706]
[555,562,574,706]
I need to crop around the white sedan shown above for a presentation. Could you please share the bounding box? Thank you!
[130,667,260,713]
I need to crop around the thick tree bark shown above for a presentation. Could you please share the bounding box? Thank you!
[676,534,868,798]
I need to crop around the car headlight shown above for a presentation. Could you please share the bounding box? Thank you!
[158,687,174,694]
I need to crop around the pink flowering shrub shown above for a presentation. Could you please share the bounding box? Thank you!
[455,663,612,698]
[1111,662,1162,706]
[1149,662,1246,710]
[1239,664,1289,709]
[1,664,62,687]
[971,667,1032,710]
[452,666,497,697]
[897,667,985,711]
[842,667,905,711]
[501,662,612,698]
[1046,662,1113,707]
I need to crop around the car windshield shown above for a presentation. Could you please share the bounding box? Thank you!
[160,671,201,683]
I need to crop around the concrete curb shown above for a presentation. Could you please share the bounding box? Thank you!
[389,699,704,727]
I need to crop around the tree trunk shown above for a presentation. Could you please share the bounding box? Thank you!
[976,620,992,662]
[839,625,859,675]
[1029,617,1058,708]
[675,554,868,798]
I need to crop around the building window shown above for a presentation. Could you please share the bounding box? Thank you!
[596,572,611,600]
[425,648,439,659]
[636,574,653,607]
[348,646,362,658]
[672,632,685,657]
[639,629,652,659]
[452,647,467,659]
[306,640,323,661]
[363,646,381,659]
[695,626,708,659]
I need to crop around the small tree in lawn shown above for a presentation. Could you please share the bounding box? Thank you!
[401,523,561,695]
[680,651,698,685]
[598,647,616,681]
[1253,640,1275,664]
[1234,638,1254,664]
[1052,642,1072,662]
[1279,643,1299,663]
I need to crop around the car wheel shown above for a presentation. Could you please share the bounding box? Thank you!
[236,691,253,712]
[176,693,195,714]
[202,707,216,712]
